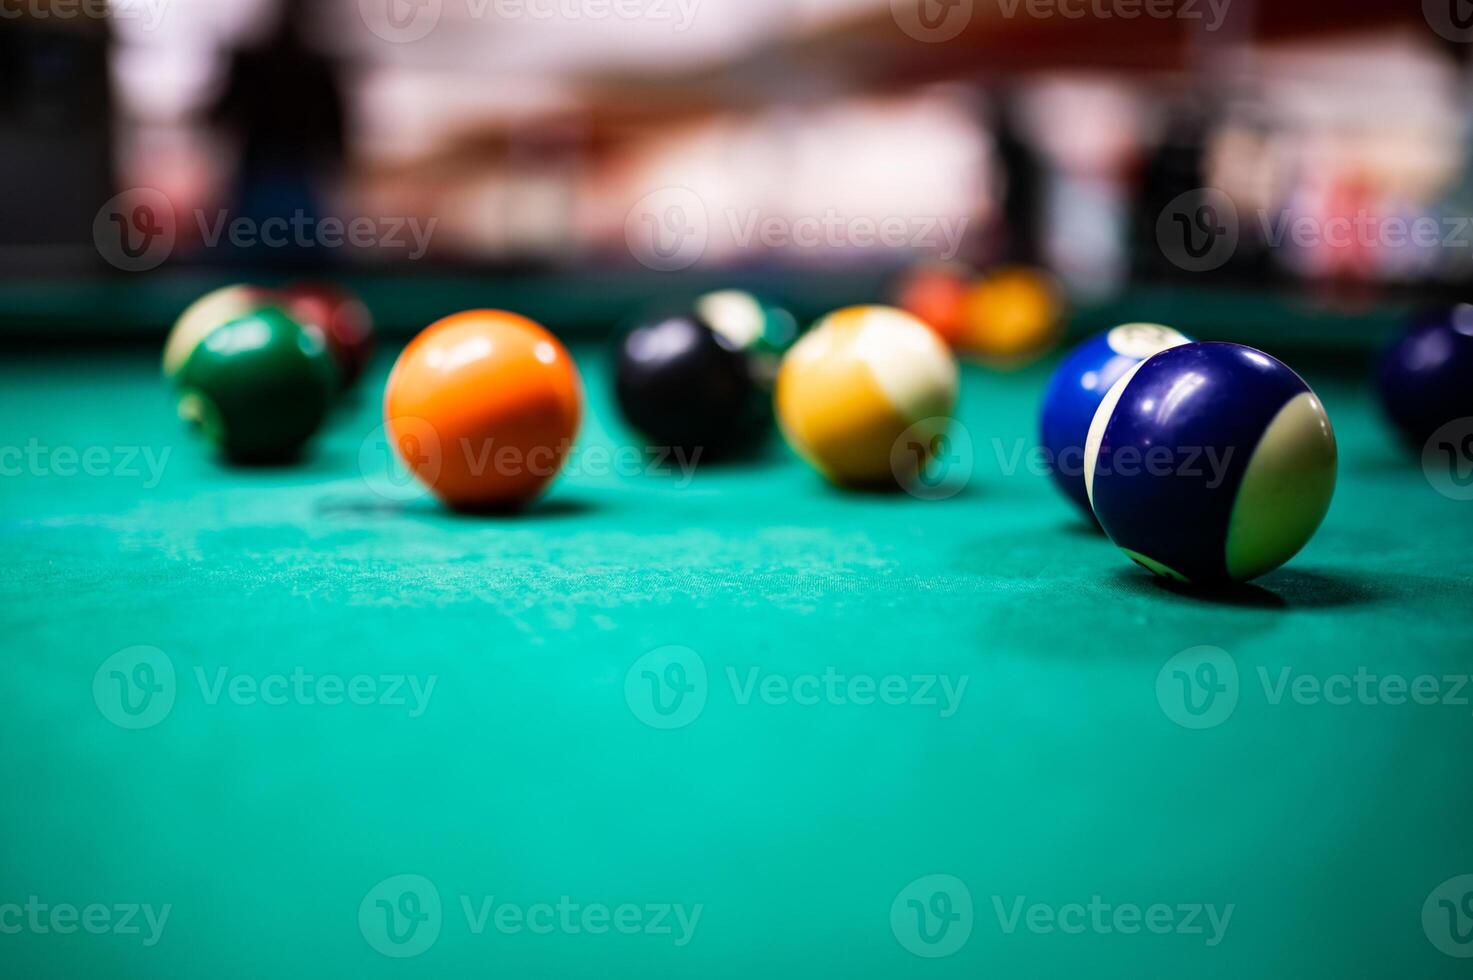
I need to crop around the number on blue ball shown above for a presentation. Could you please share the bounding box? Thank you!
[1040,323,1192,521]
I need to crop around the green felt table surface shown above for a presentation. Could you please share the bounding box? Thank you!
[1,345,1471,979]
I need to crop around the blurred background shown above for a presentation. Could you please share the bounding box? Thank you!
[2,0,1471,341]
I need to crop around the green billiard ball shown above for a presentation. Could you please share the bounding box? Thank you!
[162,284,275,380]
[174,308,336,463]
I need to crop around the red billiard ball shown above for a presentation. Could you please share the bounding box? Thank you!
[894,262,970,348]
[281,283,375,389]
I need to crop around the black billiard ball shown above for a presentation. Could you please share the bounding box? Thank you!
[694,289,799,389]
[614,313,768,456]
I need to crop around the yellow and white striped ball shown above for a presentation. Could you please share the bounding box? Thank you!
[776,305,958,487]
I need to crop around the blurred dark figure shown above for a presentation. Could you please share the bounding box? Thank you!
[0,13,114,276]
[1132,99,1211,282]
[991,92,1042,267]
[210,0,347,270]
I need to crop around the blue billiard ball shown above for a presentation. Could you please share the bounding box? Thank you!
[1377,306,1473,447]
[1040,323,1192,521]
[1085,342,1337,585]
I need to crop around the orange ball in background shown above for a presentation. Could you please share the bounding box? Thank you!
[955,265,1064,365]
[894,262,971,348]
[384,310,583,510]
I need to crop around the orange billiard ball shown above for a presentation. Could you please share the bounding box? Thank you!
[384,310,583,510]
[955,265,1064,365]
